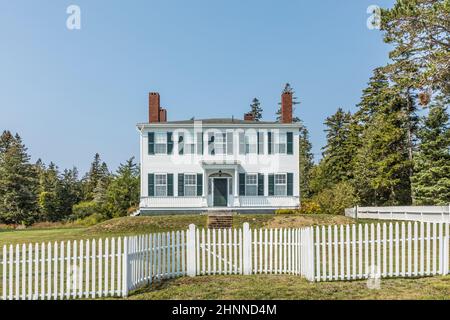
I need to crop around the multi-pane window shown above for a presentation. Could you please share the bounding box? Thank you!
[184,174,197,196]
[184,134,195,154]
[155,132,167,154]
[245,133,257,154]
[215,133,227,155]
[274,174,287,196]
[245,174,258,196]
[155,174,167,196]
[275,133,287,154]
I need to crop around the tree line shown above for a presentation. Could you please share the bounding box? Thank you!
[0,132,139,226]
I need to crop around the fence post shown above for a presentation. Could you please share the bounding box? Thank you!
[242,223,252,275]
[122,237,129,297]
[355,205,358,220]
[444,224,449,275]
[186,224,197,277]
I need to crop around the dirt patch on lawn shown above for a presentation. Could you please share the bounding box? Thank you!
[263,214,355,229]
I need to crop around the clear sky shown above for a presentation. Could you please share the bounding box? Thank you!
[0,0,395,174]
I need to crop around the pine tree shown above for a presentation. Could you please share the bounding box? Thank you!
[353,96,413,205]
[105,157,140,217]
[298,122,314,199]
[412,97,450,204]
[82,153,110,201]
[37,162,62,222]
[321,108,354,184]
[0,132,39,225]
[59,167,82,217]
[249,98,263,121]
[276,83,301,122]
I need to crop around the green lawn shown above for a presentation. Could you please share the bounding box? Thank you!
[0,214,357,247]
[128,274,450,300]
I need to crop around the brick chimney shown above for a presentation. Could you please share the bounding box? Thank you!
[281,91,293,124]
[148,92,168,123]
[244,112,254,121]
[149,92,160,123]
[159,108,167,122]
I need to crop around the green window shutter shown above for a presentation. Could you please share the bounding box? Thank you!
[148,132,155,155]
[239,173,246,196]
[197,174,203,196]
[148,173,155,197]
[167,174,174,196]
[287,173,294,196]
[178,134,184,155]
[287,132,293,155]
[239,132,245,155]
[268,132,273,155]
[167,132,174,154]
[268,174,275,196]
[258,173,264,196]
[178,174,184,197]
[257,132,264,155]
[208,133,215,155]
[197,132,203,155]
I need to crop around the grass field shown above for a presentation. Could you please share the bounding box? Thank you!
[1,214,448,300]
[128,274,450,300]
[0,214,356,247]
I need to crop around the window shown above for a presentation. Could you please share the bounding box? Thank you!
[155,133,167,154]
[184,134,195,154]
[275,174,287,196]
[275,133,287,154]
[215,132,226,155]
[245,133,257,154]
[184,174,197,196]
[245,174,258,196]
[155,174,167,196]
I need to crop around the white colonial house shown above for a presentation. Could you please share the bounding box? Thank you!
[136,90,301,214]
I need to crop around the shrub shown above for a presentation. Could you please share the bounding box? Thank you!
[313,181,358,215]
[75,213,106,227]
[71,201,100,220]
[275,209,299,215]
[299,200,321,214]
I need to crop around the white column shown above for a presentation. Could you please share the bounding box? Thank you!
[186,224,197,277]
[234,168,240,206]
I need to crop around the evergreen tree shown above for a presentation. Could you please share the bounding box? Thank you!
[353,96,413,205]
[298,122,314,199]
[37,162,62,222]
[59,167,82,218]
[412,97,450,204]
[249,98,263,121]
[321,108,355,184]
[82,153,110,201]
[0,132,39,225]
[381,0,450,95]
[276,83,301,122]
[105,157,140,217]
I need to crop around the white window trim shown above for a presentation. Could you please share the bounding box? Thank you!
[155,173,168,197]
[245,173,258,196]
[155,132,167,155]
[245,133,257,154]
[274,173,287,196]
[184,173,197,197]
[275,133,287,154]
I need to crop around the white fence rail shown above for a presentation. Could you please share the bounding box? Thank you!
[345,206,450,223]
[1,222,449,300]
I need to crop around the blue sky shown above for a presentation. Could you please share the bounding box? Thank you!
[0,0,395,174]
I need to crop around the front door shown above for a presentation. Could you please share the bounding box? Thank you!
[213,179,228,207]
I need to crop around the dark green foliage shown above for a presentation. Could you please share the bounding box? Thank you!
[412,97,450,204]
[298,122,314,199]
[0,131,39,225]
[249,98,263,121]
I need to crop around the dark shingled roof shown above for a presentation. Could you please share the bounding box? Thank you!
[165,118,280,125]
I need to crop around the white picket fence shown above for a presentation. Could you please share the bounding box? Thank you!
[345,205,450,223]
[1,222,449,300]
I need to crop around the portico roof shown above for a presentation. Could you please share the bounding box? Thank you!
[200,160,241,169]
